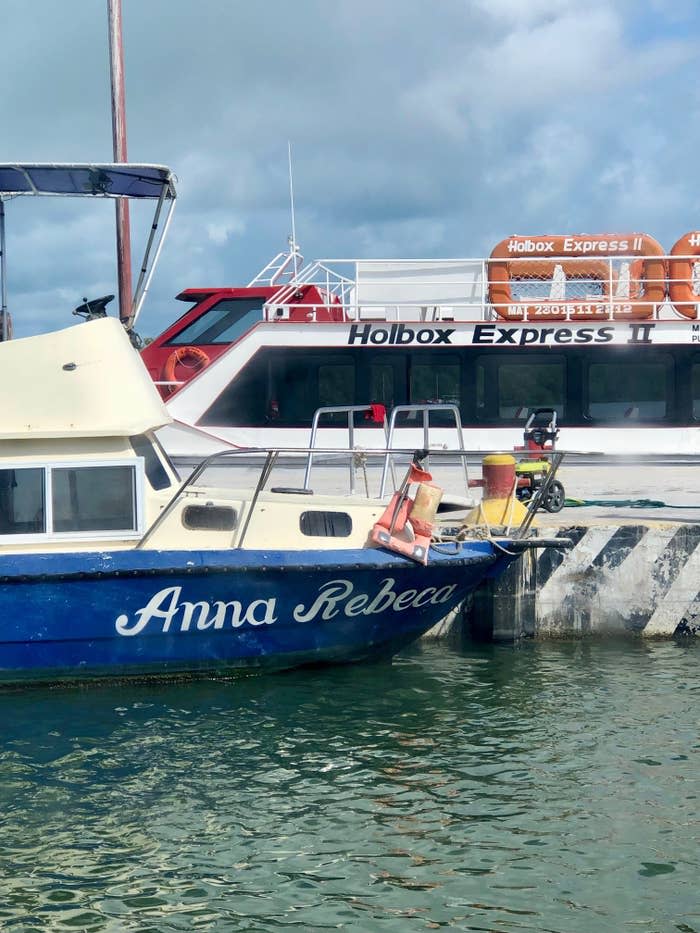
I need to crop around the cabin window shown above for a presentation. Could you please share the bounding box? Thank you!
[410,358,460,407]
[0,461,143,540]
[167,297,264,346]
[52,466,137,532]
[586,359,671,421]
[497,362,564,419]
[475,357,565,421]
[318,364,355,410]
[183,505,238,531]
[691,361,700,419]
[369,364,395,409]
[130,434,172,490]
[0,468,45,535]
[300,511,353,537]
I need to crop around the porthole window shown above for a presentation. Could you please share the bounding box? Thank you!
[183,504,238,531]
[300,511,352,537]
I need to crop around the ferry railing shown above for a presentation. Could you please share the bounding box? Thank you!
[379,405,469,497]
[266,260,355,316]
[248,244,304,286]
[302,403,471,498]
[265,257,492,323]
[257,253,700,324]
[303,405,391,494]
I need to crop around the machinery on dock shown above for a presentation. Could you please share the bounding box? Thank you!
[514,408,565,513]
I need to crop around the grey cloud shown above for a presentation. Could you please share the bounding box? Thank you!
[1,0,700,339]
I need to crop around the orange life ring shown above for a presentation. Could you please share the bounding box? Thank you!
[488,234,666,321]
[668,232,700,319]
[162,345,210,390]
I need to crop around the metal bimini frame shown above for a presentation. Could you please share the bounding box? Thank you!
[302,403,470,498]
[0,163,177,338]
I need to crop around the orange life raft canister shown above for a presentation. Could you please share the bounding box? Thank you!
[487,233,666,322]
[668,231,700,320]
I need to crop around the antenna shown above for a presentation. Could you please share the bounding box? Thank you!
[287,141,299,277]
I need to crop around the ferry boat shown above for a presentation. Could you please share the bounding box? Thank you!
[140,233,700,461]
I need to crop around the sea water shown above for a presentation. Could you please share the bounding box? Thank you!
[0,639,698,932]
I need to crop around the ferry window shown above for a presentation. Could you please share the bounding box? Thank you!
[52,466,137,533]
[410,359,460,406]
[488,361,565,419]
[692,362,700,419]
[319,364,355,409]
[586,360,670,421]
[0,468,45,535]
[273,358,314,424]
[167,298,264,346]
[130,434,172,490]
[370,364,394,408]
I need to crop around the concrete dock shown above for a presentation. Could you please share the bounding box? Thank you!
[464,461,700,641]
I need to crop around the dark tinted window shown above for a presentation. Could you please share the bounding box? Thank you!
[476,356,565,421]
[369,363,395,408]
[586,358,671,421]
[300,511,352,537]
[0,468,45,534]
[130,434,172,490]
[410,357,460,406]
[52,466,136,532]
[167,298,264,346]
[690,359,700,419]
[183,505,237,531]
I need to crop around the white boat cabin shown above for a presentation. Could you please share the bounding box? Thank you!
[0,319,395,553]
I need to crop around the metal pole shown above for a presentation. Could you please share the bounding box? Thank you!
[0,198,6,341]
[108,0,133,324]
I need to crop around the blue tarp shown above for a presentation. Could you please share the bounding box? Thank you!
[0,163,175,199]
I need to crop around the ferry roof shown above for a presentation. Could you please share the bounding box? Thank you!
[0,163,175,199]
[0,317,172,439]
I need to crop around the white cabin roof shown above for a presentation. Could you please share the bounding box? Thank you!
[0,317,172,439]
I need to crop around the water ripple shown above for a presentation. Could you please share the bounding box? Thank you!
[0,639,698,931]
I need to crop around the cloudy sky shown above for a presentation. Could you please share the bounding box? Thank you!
[2,0,700,338]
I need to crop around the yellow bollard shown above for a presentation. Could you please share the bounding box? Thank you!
[464,454,531,529]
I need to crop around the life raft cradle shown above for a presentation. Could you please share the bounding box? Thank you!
[487,233,667,321]
[668,231,700,320]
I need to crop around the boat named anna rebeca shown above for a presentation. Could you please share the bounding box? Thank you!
[0,314,567,684]
[0,162,573,684]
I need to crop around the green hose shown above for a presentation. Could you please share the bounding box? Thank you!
[564,498,700,509]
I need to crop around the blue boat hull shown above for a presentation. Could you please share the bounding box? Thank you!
[0,544,510,683]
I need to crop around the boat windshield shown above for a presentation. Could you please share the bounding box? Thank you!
[167,298,264,346]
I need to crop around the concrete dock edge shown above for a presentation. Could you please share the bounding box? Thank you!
[457,523,700,640]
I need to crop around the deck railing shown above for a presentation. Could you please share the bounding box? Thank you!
[261,254,700,324]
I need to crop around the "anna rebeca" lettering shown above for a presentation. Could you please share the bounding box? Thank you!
[114,577,458,636]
